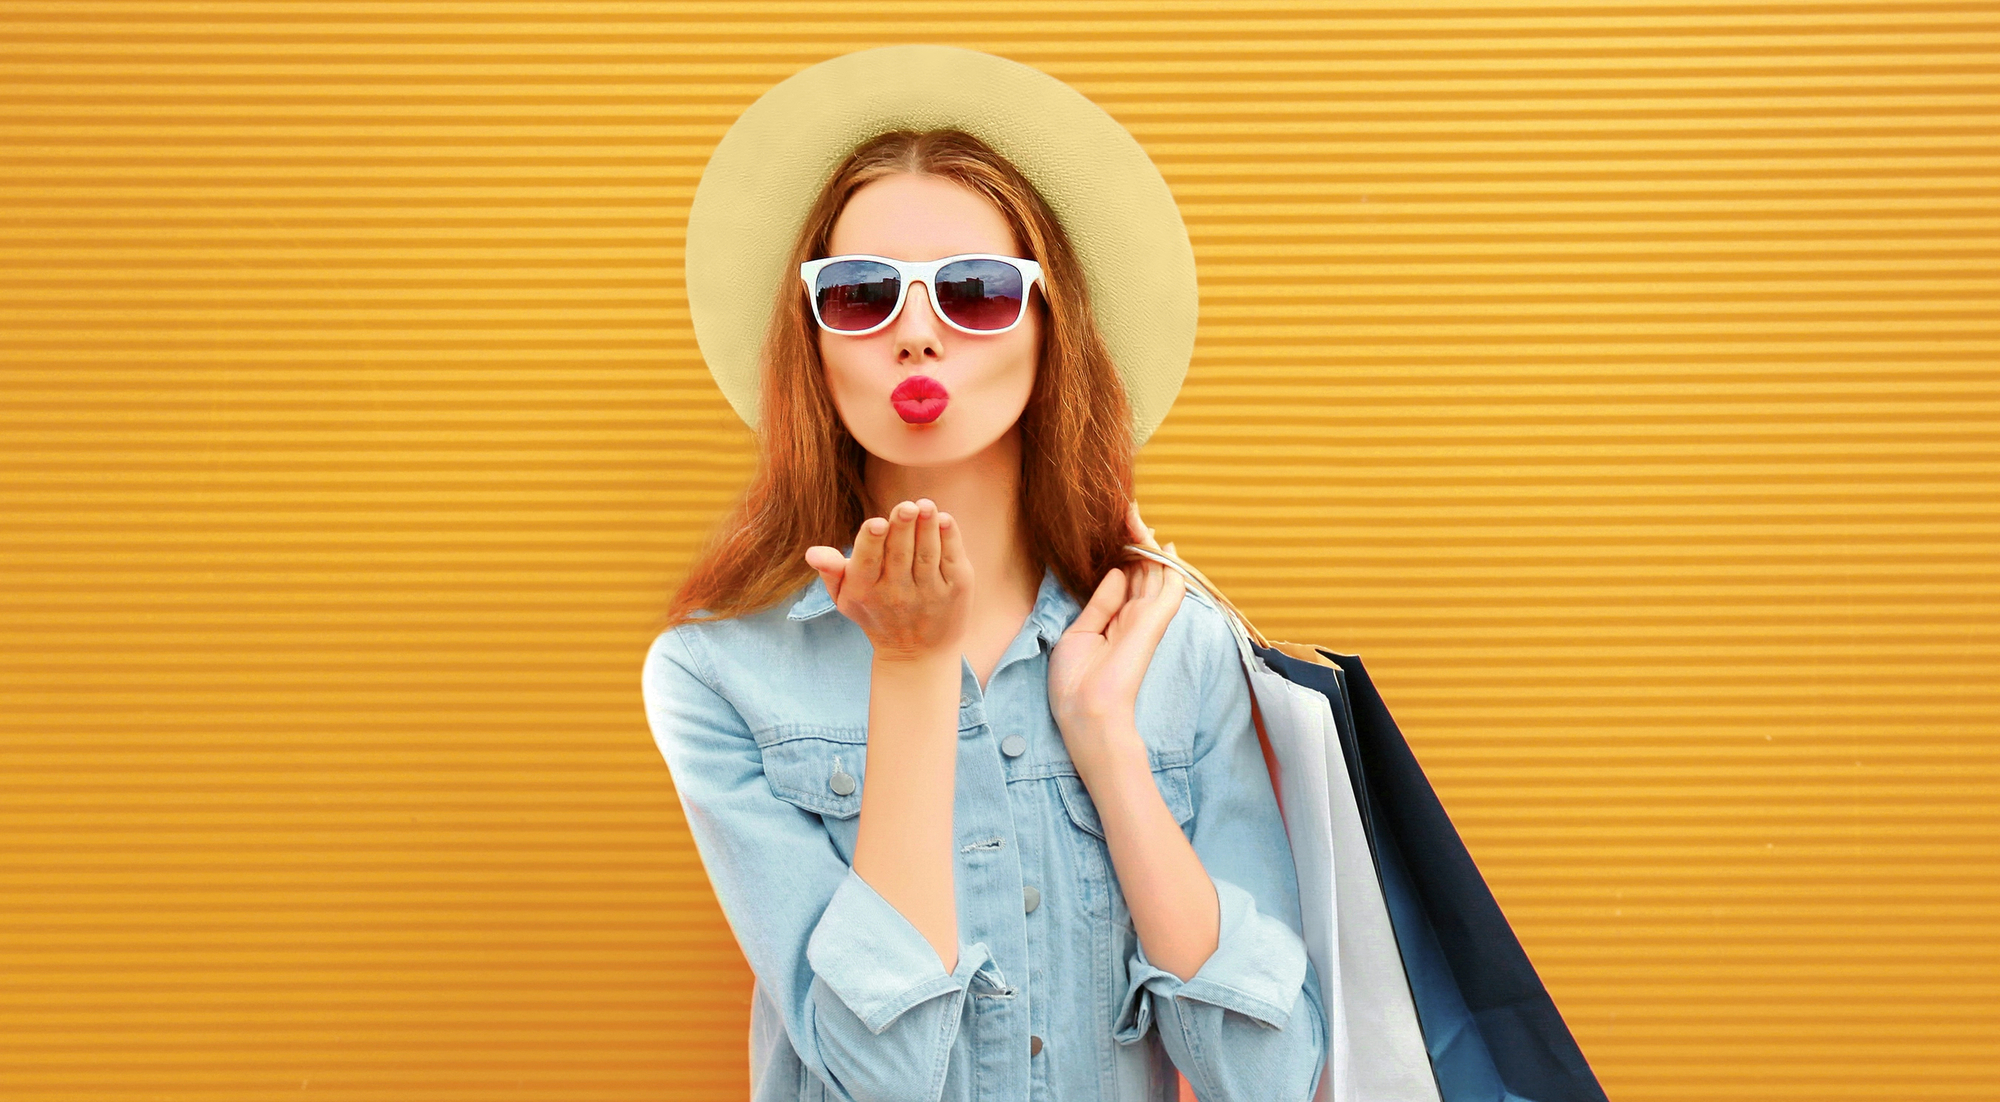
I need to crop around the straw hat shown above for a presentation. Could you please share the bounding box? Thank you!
[684,44,1197,446]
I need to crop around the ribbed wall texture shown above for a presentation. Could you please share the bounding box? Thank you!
[3,3,1995,1099]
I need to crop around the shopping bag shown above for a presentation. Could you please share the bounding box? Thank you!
[1126,545,1438,1102]
[1128,544,1608,1102]
[1258,644,1608,1102]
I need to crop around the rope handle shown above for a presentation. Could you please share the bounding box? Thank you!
[1119,542,1270,651]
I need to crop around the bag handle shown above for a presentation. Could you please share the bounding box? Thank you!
[1120,542,1271,652]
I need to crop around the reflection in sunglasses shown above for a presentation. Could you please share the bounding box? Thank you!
[810,256,1033,333]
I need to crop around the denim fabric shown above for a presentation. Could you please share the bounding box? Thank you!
[640,562,1326,1101]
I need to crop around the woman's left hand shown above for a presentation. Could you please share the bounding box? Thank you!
[1047,502,1186,779]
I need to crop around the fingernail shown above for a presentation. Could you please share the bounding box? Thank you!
[868,518,887,535]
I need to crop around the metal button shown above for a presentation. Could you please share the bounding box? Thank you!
[1029,1034,1043,1056]
[999,734,1027,758]
[1022,885,1040,913]
[828,770,856,796]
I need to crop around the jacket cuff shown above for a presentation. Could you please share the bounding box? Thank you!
[1113,875,1309,1042]
[805,867,988,1035]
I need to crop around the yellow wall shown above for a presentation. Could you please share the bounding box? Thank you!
[3,3,1995,1099]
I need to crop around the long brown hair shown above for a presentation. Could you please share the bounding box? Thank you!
[658,128,1139,631]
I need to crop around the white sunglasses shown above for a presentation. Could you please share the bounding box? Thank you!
[799,253,1046,336]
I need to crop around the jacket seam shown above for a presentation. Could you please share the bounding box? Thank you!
[1187,596,1240,771]
[667,624,727,700]
[854,972,962,1034]
[1006,750,1194,783]
[1174,976,1294,1029]
[1171,997,1217,1100]
[1300,979,1328,1100]
[757,723,870,747]
[923,987,960,1102]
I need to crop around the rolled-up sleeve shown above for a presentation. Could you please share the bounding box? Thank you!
[642,626,982,1102]
[1113,876,1315,1036]
[1112,603,1328,1101]
[809,867,991,1034]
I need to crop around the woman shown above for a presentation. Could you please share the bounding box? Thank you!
[642,60,1325,1102]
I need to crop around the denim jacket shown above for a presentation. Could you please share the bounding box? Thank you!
[640,561,1326,1101]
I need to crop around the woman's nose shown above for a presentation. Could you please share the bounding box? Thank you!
[891,279,944,353]
[899,280,940,326]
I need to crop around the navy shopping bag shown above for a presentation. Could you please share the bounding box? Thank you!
[1252,642,1608,1102]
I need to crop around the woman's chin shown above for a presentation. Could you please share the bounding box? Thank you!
[856,417,1003,468]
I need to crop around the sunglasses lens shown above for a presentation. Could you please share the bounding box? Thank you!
[935,259,1026,331]
[814,259,900,331]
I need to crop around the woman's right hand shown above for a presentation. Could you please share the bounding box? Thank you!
[803,498,973,663]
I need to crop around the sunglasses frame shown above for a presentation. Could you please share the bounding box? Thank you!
[799,252,1046,337]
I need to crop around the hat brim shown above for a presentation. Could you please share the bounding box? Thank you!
[684,44,1197,446]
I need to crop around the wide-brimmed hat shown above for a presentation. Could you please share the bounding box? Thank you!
[684,44,1197,446]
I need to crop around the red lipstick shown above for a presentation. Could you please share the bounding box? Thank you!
[889,374,949,424]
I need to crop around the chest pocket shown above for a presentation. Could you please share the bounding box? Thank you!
[1053,754,1196,839]
[758,726,868,820]
[1049,757,1195,924]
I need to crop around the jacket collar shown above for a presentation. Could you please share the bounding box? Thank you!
[788,557,1080,650]
[785,573,839,621]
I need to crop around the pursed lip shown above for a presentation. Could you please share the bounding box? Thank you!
[889,374,949,424]
[890,374,949,402]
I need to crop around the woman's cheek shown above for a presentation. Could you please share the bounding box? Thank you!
[820,350,881,436]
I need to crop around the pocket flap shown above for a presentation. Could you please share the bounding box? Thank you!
[1055,761,1194,839]
[759,728,868,820]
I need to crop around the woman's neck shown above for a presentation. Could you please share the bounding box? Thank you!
[863,425,1042,624]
